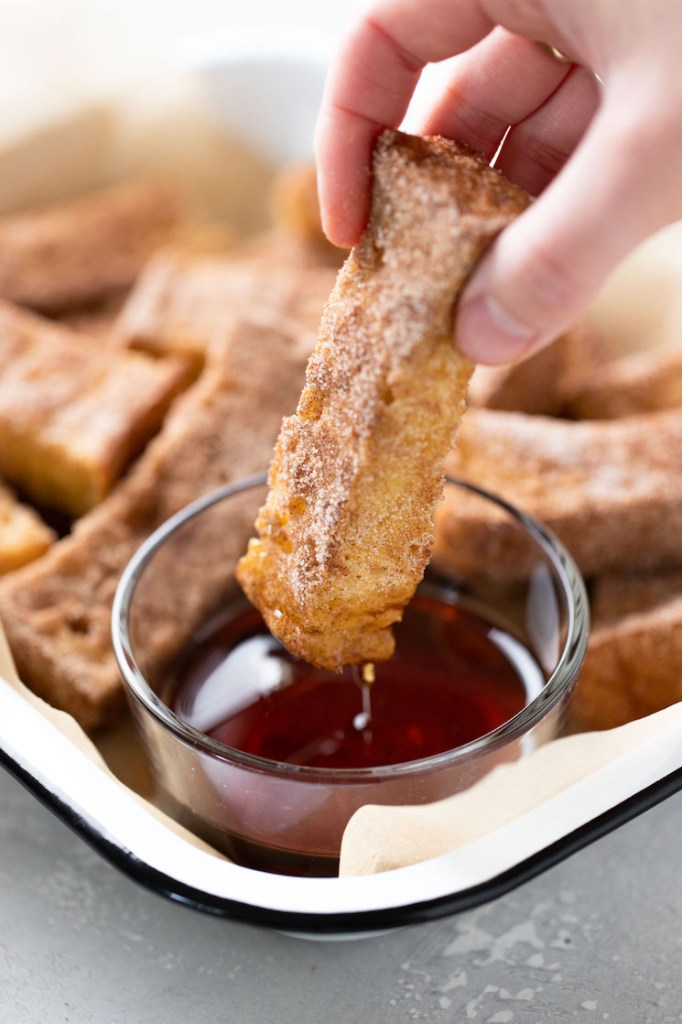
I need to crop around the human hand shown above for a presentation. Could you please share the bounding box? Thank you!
[315,0,682,364]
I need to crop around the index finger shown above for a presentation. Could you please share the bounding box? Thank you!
[315,0,494,248]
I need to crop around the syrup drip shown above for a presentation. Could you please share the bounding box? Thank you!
[352,687,372,740]
[351,662,375,736]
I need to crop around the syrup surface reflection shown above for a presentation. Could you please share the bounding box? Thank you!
[168,590,544,770]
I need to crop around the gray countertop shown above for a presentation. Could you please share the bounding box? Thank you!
[2,765,681,1024]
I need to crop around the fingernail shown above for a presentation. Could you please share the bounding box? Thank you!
[457,294,537,364]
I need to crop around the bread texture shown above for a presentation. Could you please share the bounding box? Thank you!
[565,568,682,730]
[563,345,682,419]
[269,161,344,265]
[0,301,190,516]
[436,407,682,579]
[0,314,315,730]
[117,247,336,370]
[0,482,55,574]
[0,180,183,313]
[237,129,530,671]
[468,328,581,415]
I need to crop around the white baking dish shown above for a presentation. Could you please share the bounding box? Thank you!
[2,39,682,939]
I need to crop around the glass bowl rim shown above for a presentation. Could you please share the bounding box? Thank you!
[112,472,589,780]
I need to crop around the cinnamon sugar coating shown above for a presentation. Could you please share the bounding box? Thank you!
[0,481,55,574]
[237,129,530,671]
[435,407,682,579]
[575,595,682,730]
[0,180,184,313]
[0,315,315,731]
[0,301,191,517]
[563,345,682,419]
[567,568,682,730]
[117,246,336,371]
[468,327,582,415]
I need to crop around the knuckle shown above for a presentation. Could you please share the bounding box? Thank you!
[513,235,587,320]
[519,135,572,187]
[439,86,507,146]
[365,13,424,75]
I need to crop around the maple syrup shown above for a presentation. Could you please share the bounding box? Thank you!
[159,585,544,875]
[167,589,542,771]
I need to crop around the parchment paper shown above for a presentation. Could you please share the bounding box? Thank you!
[339,703,682,876]
[0,619,225,859]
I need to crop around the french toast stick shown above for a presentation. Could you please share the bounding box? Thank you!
[269,161,345,267]
[0,315,315,731]
[435,408,682,579]
[57,290,130,344]
[590,567,682,627]
[571,568,682,728]
[0,180,184,313]
[468,328,577,415]
[0,301,190,516]
[0,482,55,574]
[571,566,682,729]
[117,248,337,370]
[563,346,682,419]
[237,130,530,671]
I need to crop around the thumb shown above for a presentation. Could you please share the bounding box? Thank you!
[456,99,682,365]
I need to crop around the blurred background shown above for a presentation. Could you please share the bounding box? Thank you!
[0,0,351,224]
[114,0,351,50]
[2,0,681,343]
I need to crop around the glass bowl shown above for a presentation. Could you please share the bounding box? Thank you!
[112,473,588,877]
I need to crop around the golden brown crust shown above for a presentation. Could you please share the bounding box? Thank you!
[571,566,682,729]
[590,567,682,627]
[269,161,345,266]
[468,327,580,415]
[237,130,530,671]
[0,301,191,516]
[0,315,314,731]
[572,596,682,730]
[435,407,682,579]
[563,345,682,419]
[117,247,337,371]
[0,180,184,313]
[0,482,55,574]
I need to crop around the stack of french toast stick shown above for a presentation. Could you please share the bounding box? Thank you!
[0,156,679,739]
